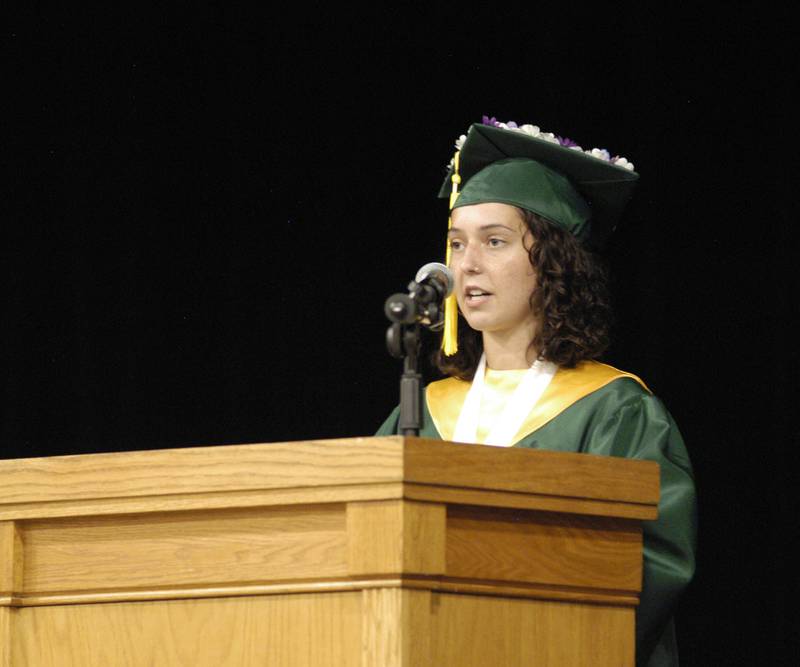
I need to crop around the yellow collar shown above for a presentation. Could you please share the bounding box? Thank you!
[426,360,649,444]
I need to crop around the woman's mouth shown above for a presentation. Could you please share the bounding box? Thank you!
[465,288,492,305]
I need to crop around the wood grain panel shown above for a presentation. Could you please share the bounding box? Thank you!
[0,483,405,522]
[401,502,446,574]
[347,500,445,576]
[12,593,362,666]
[361,587,402,666]
[446,505,642,592]
[22,505,346,594]
[0,438,402,506]
[0,522,23,595]
[0,606,13,667]
[403,482,657,519]
[428,578,639,606]
[400,589,433,666]
[430,592,634,666]
[405,438,659,505]
[360,588,433,667]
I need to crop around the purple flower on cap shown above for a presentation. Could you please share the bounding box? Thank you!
[557,136,583,150]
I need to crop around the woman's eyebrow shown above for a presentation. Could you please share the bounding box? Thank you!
[448,223,516,236]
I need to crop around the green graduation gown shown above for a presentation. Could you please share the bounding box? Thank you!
[376,364,697,667]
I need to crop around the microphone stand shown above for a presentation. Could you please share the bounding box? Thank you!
[384,265,450,437]
[385,322,422,436]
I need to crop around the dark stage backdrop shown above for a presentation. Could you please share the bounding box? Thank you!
[3,6,794,665]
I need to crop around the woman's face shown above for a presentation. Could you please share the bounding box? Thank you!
[448,202,538,340]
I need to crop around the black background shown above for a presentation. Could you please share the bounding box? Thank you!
[3,5,795,664]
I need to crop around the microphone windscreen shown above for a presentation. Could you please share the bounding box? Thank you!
[415,262,454,297]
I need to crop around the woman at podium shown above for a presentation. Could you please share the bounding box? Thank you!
[377,118,697,667]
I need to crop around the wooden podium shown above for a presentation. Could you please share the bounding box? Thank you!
[0,437,658,666]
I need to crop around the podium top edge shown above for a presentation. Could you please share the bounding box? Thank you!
[0,436,658,511]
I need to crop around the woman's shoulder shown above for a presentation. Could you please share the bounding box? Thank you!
[556,360,650,395]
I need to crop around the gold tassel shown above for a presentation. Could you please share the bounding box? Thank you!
[442,151,461,355]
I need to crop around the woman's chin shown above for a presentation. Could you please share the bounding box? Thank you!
[461,314,492,332]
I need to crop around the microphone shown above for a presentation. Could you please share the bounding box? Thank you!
[415,262,454,300]
[384,262,454,331]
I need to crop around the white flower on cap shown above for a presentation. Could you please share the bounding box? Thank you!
[588,148,611,161]
[611,156,635,171]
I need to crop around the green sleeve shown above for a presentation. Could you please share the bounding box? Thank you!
[374,400,442,439]
[578,389,697,667]
[375,405,401,435]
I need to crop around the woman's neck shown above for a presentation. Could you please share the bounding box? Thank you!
[482,328,538,370]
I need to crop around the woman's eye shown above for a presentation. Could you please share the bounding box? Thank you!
[488,238,506,247]
[449,240,464,251]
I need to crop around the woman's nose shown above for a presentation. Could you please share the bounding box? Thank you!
[460,243,483,274]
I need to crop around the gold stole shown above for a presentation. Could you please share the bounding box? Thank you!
[426,361,649,444]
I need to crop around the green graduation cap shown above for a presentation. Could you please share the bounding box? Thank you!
[438,122,639,246]
[438,120,639,356]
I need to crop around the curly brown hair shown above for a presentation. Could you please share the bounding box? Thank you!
[434,210,612,380]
